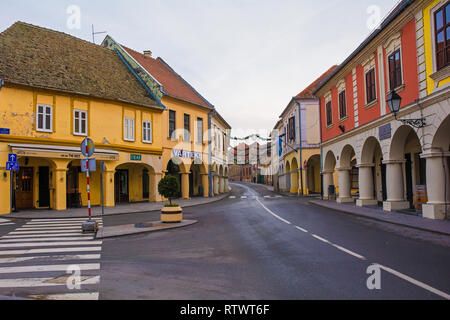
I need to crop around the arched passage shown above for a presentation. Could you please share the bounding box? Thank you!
[337,145,357,203]
[306,155,321,194]
[384,125,424,211]
[357,137,384,207]
[422,114,450,219]
[323,151,336,200]
[114,162,156,204]
[190,161,208,197]
[290,157,299,194]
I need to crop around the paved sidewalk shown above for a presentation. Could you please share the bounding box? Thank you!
[310,200,450,236]
[96,219,198,239]
[5,192,230,220]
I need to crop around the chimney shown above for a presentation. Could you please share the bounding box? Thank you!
[143,50,152,58]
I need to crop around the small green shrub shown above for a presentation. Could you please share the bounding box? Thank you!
[158,174,180,205]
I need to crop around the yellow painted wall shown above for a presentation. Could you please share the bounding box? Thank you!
[0,84,164,214]
[423,0,450,94]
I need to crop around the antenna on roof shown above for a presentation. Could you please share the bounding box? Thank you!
[91,24,107,44]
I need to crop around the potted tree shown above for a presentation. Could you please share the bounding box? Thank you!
[158,174,183,223]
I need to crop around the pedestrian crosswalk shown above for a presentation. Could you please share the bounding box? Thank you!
[229,195,283,200]
[0,217,103,300]
[0,218,15,227]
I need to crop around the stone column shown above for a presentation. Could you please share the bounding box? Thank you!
[150,172,163,202]
[219,176,225,193]
[53,167,68,211]
[382,160,409,211]
[337,167,353,203]
[422,152,450,219]
[201,173,209,198]
[356,163,378,207]
[225,178,229,192]
[181,172,190,199]
[103,170,116,207]
[213,175,219,195]
[322,170,334,200]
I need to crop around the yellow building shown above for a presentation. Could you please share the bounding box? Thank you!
[102,36,221,199]
[0,22,165,215]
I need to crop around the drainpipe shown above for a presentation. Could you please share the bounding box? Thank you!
[318,97,324,199]
[208,110,213,197]
[295,99,304,196]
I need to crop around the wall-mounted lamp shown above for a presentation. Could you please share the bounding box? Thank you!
[387,89,426,128]
[339,125,346,133]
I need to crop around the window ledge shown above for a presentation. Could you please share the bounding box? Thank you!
[386,84,405,96]
[73,133,87,137]
[143,141,153,144]
[364,99,378,109]
[339,116,348,123]
[430,65,450,83]
[326,123,334,129]
[36,129,53,133]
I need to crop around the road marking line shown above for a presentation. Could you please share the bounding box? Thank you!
[0,218,11,223]
[28,292,99,300]
[256,197,292,225]
[295,226,308,233]
[0,247,102,256]
[30,218,102,222]
[331,243,366,260]
[0,276,100,288]
[378,264,450,300]
[312,234,331,244]
[22,223,92,228]
[0,263,100,274]
[0,223,15,226]
[0,237,94,243]
[26,221,103,226]
[9,229,82,234]
[0,241,102,248]
[2,233,89,239]
[0,254,101,264]
[241,196,247,199]
[229,196,236,199]
[16,227,85,231]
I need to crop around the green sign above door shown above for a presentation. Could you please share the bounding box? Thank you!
[130,154,142,161]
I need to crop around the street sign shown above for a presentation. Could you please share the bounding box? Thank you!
[130,154,142,161]
[81,138,95,157]
[8,154,17,163]
[81,159,96,172]
[6,162,19,171]
[0,128,10,135]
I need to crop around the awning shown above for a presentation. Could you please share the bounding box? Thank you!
[8,143,119,161]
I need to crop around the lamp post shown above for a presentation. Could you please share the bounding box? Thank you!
[386,89,426,128]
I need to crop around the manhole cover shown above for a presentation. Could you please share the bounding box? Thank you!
[134,222,154,228]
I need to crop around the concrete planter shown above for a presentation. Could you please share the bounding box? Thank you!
[161,206,183,223]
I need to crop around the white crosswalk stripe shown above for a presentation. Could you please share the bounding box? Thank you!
[0,218,15,227]
[0,218,103,300]
[230,195,283,200]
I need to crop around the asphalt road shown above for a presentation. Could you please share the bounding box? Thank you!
[98,182,450,300]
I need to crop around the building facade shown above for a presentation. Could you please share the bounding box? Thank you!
[102,36,230,199]
[211,110,231,195]
[0,22,165,215]
[273,66,338,195]
[315,0,450,220]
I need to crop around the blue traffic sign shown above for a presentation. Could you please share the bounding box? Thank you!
[6,162,19,171]
[8,154,17,163]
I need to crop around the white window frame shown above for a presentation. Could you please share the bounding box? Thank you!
[384,32,404,93]
[73,109,88,136]
[36,104,53,133]
[142,120,152,144]
[124,117,135,142]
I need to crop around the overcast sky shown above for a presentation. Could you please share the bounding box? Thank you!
[1,0,398,140]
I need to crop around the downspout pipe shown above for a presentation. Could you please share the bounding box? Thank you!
[208,110,213,197]
[318,97,324,199]
[294,99,304,196]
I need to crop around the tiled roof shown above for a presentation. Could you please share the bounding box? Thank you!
[295,65,339,99]
[0,22,160,109]
[122,46,213,109]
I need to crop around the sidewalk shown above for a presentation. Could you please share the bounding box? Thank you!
[5,192,230,220]
[309,200,450,236]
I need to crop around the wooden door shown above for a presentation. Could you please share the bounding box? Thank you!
[16,167,34,209]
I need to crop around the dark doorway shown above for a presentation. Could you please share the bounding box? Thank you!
[16,167,34,209]
[67,165,81,208]
[38,166,50,208]
[381,158,387,202]
[142,168,149,199]
[405,153,414,208]
[115,170,129,204]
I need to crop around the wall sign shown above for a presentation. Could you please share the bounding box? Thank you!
[130,154,142,161]
[173,149,202,160]
[0,128,10,135]
[379,123,391,140]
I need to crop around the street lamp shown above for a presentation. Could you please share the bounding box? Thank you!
[386,89,426,128]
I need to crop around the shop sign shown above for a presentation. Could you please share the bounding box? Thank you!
[172,149,202,160]
[130,154,142,161]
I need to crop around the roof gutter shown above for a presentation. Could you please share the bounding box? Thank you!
[115,48,167,110]
[313,0,413,95]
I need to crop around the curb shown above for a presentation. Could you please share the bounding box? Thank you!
[4,192,230,221]
[309,200,450,237]
[95,219,198,239]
